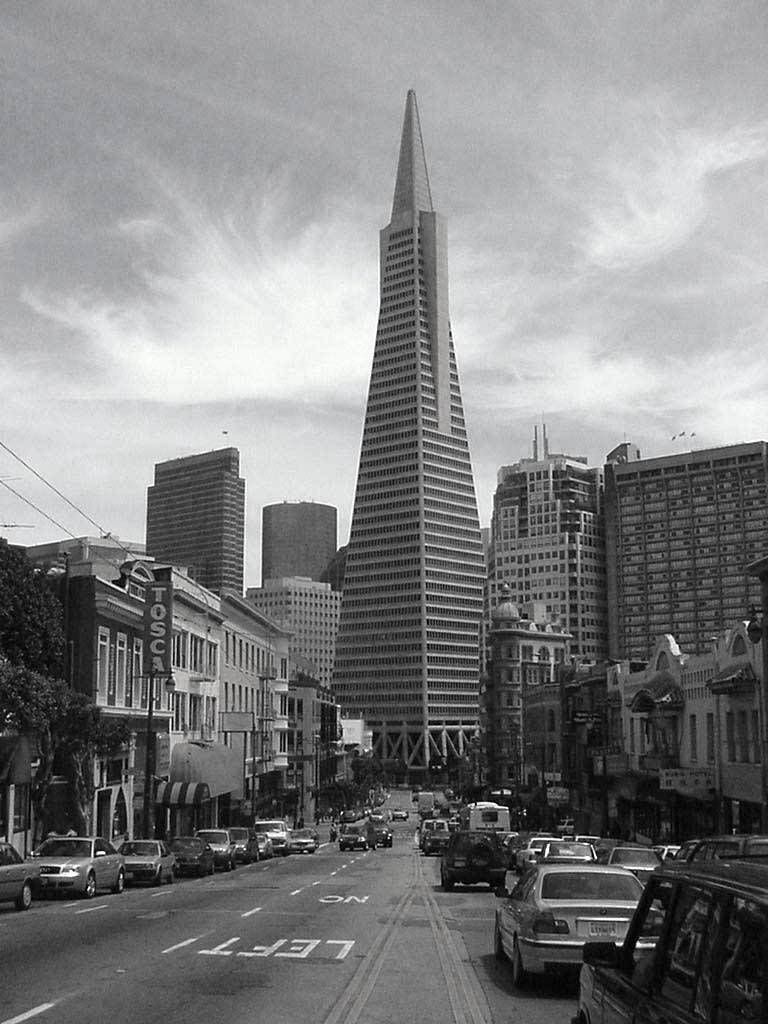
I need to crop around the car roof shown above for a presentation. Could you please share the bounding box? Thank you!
[657,857,768,892]
[532,862,640,875]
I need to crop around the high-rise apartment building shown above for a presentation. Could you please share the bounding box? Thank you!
[146,448,245,596]
[605,440,768,659]
[332,91,485,773]
[488,427,607,661]
[261,502,337,584]
[247,577,341,689]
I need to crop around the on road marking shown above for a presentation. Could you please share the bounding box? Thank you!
[241,906,262,917]
[162,935,208,955]
[150,889,173,898]
[1,1005,57,1024]
[290,888,303,895]
[198,937,355,960]
[75,904,108,915]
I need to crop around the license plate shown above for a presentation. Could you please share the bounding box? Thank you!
[588,922,618,937]
[452,858,466,866]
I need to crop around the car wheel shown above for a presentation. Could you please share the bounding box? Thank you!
[441,870,454,892]
[166,867,174,884]
[15,880,33,911]
[494,922,506,962]
[154,868,163,886]
[511,938,527,988]
[84,871,97,899]
[112,869,125,895]
[208,861,215,875]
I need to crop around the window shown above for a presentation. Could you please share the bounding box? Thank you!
[116,633,127,706]
[737,711,749,762]
[97,628,109,701]
[173,692,187,732]
[658,885,717,1015]
[13,784,30,832]
[726,712,736,761]
[690,715,698,762]
[706,713,715,763]
[719,896,768,1022]
[189,695,201,732]
[128,639,142,708]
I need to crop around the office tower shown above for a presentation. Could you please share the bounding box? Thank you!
[332,91,485,773]
[146,448,245,596]
[246,577,341,690]
[488,426,607,661]
[605,440,767,659]
[261,502,337,584]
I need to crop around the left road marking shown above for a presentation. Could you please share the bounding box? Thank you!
[1,1004,57,1024]
[241,906,262,918]
[162,935,208,955]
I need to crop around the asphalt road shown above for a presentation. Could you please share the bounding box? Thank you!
[1,796,577,1024]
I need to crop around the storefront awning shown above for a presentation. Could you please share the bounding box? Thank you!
[0,735,32,785]
[168,741,243,799]
[155,781,211,806]
[630,672,684,713]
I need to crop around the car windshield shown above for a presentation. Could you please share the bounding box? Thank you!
[38,839,92,858]
[170,838,202,851]
[611,848,660,866]
[121,842,160,856]
[346,826,363,835]
[253,822,283,832]
[228,829,249,841]
[292,829,314,838]
[197,831,228,843]
[541,871,643,900]
[545,843,593,858]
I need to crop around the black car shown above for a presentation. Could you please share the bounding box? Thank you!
[168,836,215,877]
[440,831,507,891]
[339,825,369,852]
[370,818,393,849]
[575,858,768,1024]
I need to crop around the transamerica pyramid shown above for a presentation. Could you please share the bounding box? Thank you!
[332,91,485,777]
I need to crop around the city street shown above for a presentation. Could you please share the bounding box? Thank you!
[0,812,576,1024]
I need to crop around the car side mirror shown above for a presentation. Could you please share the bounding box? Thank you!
[582,941,620,967]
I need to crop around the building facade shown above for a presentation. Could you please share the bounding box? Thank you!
[605,440,767,659]
[261,501,337,584]
[332,91,485,774]
[246,577,341,690]
[488,427,606,662]
[146,447,245,596]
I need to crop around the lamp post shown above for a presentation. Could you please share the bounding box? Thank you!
[141,669,175,839]
[746,554,768,832]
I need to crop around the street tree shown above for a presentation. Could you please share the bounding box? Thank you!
[0,539,64,676]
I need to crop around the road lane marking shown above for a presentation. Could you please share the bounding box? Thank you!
[241,906,262,917]
[326,940,355,960]
[330,870,338,876]
[199,937,240,956]
[162,935,208,954]
[1,1004,57,1024]
[75,903,108,915]
[150,889,173,898]
[312,881,321,886]
[290,888,303,895]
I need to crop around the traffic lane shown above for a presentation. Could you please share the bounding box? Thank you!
[421,854,580,1021]
[0,845,413,1024]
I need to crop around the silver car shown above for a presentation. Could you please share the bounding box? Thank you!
[35,836,125,898]
[119,840,176,886]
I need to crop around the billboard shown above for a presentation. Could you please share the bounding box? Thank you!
[144,580,173,679]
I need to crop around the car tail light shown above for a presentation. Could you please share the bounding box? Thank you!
[532,913,569,935]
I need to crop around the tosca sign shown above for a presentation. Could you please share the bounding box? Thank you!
[144,581,173,678]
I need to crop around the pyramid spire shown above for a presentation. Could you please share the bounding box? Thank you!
[391,90,433,220]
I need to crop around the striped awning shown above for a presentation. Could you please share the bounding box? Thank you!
[154,781,211,806]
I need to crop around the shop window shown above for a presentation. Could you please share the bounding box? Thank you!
[13,784,30,832]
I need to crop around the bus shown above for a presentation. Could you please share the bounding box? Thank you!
[458,801,511,833]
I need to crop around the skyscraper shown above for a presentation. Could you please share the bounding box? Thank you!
[332,91,485,774]
[605,440,767,659]
[261,501,337,584]
[488,426,607,662]
[146,447,245,596]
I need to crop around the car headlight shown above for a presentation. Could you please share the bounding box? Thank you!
[59,868,81,878]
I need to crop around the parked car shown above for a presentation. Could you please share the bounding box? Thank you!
[34,836,125,898]
[195,829,237,871]
[575,859,768,1024]
[227,828,260,864]
[0,841,38,910]
[422,819,450,856]
[391,809,409,821]
[515,835,563,873]
[540,841,597,865]
[495,863,646,987]
[677,833,768,864]
[339,825,369,852]
[605,845,662,885]
[168,836,215,877]
[441,831,508,891]
[252,819,290,856]
[287,828,319,854]
[120,840,176,886]
[253,833,274,859]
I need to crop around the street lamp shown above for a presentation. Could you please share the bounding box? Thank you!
[141,669,175,839]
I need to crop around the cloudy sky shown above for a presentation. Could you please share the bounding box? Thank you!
[3,1,768,584]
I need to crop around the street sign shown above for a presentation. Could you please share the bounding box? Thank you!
[546,786,569,804]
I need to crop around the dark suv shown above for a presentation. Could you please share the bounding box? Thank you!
[575,858,768,1024]
[440,831,507,891]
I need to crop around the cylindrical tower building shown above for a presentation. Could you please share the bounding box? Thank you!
[261,501,337,584]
